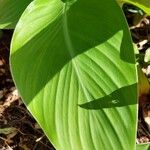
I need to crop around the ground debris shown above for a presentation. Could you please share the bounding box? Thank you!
[131,17,150,144]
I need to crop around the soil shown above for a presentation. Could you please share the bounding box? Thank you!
[0,4,150,150]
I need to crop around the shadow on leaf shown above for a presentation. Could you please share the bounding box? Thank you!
[79,84,137,109]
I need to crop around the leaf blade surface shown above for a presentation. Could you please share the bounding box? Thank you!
[10,0,138,149]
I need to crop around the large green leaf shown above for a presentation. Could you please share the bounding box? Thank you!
[0,0,32,29]
[117,0,150,14]
[10,0,138,149]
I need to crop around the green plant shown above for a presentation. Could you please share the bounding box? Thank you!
[0,0,32,29]
[0,0,150,149]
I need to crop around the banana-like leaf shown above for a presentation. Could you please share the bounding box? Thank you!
[117,0,150,15]
[136,143,150,150]
[0,0,32,29]
[10,0,138,149]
